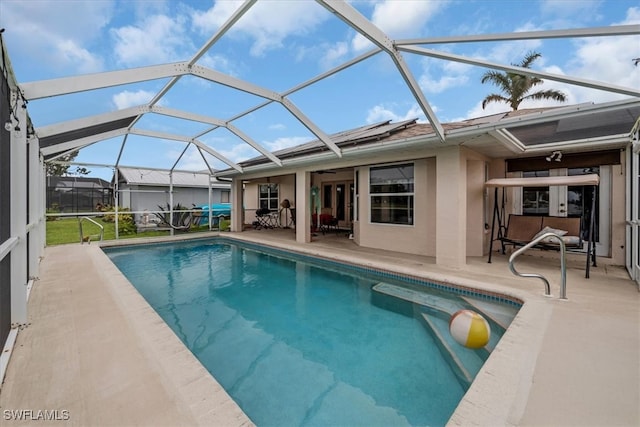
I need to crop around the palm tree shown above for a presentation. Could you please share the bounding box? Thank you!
[481,51,567,110]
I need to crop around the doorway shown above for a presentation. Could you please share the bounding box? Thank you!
[322,181,353,229]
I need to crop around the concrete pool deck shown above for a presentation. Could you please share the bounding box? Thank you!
[0,231,638,426]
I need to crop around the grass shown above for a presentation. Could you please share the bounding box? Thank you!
[46,217,228,246]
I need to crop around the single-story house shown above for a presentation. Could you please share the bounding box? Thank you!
[115,167,231,222]
[217,101,640,282]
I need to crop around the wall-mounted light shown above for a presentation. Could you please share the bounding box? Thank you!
[546,151,563,162]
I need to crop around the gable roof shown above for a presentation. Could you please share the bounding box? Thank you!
[117,167,229,188]
[46,176,111,190]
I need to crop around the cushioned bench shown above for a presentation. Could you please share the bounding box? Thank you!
[499,214,596,277]
[502,215,582,248]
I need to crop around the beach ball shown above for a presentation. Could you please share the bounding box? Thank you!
[449,309,491,349]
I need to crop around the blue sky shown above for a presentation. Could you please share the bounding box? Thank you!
[1,0,639,179]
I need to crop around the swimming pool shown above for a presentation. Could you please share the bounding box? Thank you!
[104,238,520,426]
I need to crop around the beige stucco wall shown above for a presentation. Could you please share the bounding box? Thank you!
[357,158,434,256]
[232,144,628,267]
[243,174,295,225]
[467,159,486,257]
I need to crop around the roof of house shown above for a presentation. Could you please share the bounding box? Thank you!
[117,167,230,188]
[46,176,111,190]
[231,102,640,171]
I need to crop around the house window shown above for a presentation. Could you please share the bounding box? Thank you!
[259,183,279,210]
[370,163,414,225]
[221,190,230,203]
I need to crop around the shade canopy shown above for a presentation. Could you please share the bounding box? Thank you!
[484,174,600,188]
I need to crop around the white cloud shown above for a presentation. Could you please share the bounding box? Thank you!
[55,40,104,74]
[540,0,604,25]
[110,14,191,66]
[352,0,449,52]
[202,135,312,164]
[197,53,237,76]
[463,101,511,121]
[169,145,209,172]
[419,58,471,94]
[560,7,640,104]
[218,142,262,163]
[192,1,329,57]
[190,1,243,33]
[268,123,286,131]
[366,103,426,124]
[0,0,112,73]
[319,42,350,69]
[1,0,114,40]
[112,90,157,109]
[264,136,311,152]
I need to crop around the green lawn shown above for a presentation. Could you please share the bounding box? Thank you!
[46,217,224,246]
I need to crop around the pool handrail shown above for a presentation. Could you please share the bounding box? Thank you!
[508,232,567,299]
[78,216,104,244]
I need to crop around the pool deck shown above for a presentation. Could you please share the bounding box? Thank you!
[0,230,638,426]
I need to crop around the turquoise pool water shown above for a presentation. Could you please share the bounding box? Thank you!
[104,239,519,426]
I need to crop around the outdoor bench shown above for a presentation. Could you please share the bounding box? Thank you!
[498,214,596,276]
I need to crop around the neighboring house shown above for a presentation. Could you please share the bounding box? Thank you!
[115,167,231,221]
[219,102,640,279]
[46,176,112,213]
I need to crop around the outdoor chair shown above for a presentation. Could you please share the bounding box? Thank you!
[312,213,339,235]
[254,208,277,229]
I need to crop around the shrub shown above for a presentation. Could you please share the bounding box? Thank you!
[155,203,192,228]
[46,204,60,221]
[101,207,135,235]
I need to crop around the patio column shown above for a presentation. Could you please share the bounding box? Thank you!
[436,146,467,268]
[295,170,311,243]
[230,178,243,232]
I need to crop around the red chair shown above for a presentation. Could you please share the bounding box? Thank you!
[312,213,338,234]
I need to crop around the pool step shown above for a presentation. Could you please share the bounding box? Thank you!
[372,282,464,317]
[373,282,505,389]
[460,296,519,331]
[420,313,473,389]
[372,282,513,340]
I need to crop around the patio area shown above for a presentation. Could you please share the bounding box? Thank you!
[0,230,637,426]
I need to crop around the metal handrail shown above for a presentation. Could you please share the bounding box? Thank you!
[508,232,567,299]
[78,217,104,244]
